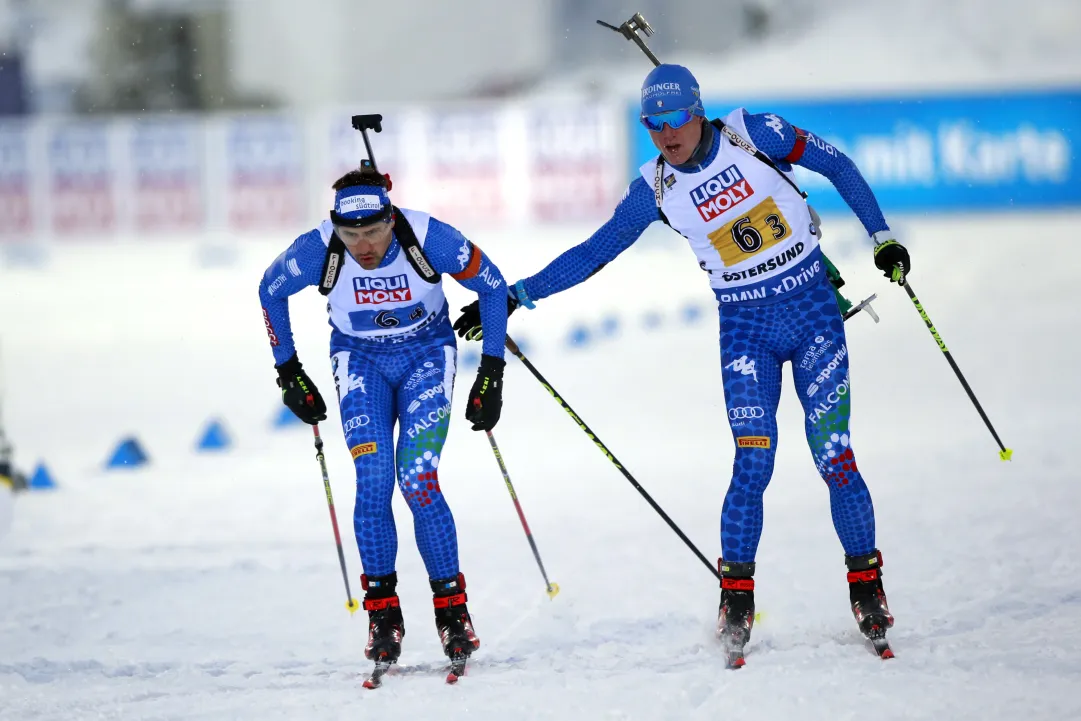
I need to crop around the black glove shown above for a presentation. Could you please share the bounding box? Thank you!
[453,294,518,341]
[275,354,327,425]
[873,237,911,284]
[465,355,505,431]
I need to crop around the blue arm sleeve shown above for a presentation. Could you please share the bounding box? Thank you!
[257,229,326,365]
[743,110,889,238]
[521,176,658,302]
[423,217,508,359]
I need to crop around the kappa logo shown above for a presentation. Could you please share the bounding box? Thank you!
[764,114,786,139]
[737,436,771,449]
[331,351,366,403]
[457,240,471,268]
[689,165,755,222]
[354,275,412,304]
[724,355,758,382]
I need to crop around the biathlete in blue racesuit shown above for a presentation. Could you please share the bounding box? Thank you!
[259,165,510,670]
[454,65,912,657]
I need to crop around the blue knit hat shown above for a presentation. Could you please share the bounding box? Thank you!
[640,64,704,117]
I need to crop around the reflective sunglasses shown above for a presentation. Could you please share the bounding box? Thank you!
[640,107,697,132]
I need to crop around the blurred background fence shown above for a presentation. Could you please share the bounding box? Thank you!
[0,0,1077,248]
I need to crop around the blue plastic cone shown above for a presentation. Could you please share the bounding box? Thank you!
[196,418,232,451]
[273,406,304,428]
[28,462,57,490]
[106,437,149,469]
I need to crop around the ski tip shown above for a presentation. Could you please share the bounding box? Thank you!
[727,655,746,669]
[362,678,380,690]
[880,647,895,660]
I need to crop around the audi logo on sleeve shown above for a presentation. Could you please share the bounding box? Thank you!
[728,406,765,420]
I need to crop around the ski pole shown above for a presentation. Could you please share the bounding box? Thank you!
[504,336,722,583]
[901,282,1012,461]
[312,424,361,613]
[475,401,559,600]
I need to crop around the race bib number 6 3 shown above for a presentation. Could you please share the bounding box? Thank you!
[708,196,790,267]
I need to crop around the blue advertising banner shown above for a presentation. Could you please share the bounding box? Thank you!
[630,90,1081,213]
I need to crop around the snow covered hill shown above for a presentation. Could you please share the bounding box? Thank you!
[1,213,1079,719]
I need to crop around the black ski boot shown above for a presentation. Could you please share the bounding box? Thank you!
[432,573,480,664]
[846,550,895,657]
[715,559,755,668]
[362,573,405,664]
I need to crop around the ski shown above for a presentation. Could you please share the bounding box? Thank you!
[724,646,746,670]
[445,655,468,684]
[869,635,894,660]
[362,659,393,689]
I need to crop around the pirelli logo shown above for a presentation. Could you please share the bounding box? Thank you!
[350,442,378,458]
[736,436,771,449]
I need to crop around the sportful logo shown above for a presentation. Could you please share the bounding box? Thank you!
[354,275,412,304]
[805,345,848,397]
[725,355,758,382]
[338,195,383,213]
[764,114,786,139]
[287,258,302,277]
[689,165,755,221]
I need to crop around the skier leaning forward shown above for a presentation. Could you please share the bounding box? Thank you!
[455,64,911,659]
[259,166,511,670]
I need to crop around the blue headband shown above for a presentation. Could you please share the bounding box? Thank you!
[330,184,392,227]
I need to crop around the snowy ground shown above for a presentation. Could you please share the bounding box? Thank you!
[1,213,1080,720]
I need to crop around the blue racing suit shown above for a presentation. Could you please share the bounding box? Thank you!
[259,211,508,580]
[515,111,889,563]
